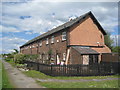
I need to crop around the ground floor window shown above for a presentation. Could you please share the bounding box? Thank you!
[82,55,98,65]
[89,55,98,64]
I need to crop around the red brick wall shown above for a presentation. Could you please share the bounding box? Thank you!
[70,47,83,64]
[38,31,67,62]
[21,30,67,63]
[68,16,105,46]
[68,16,111,54]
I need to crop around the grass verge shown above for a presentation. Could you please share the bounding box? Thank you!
[23,70,119,80]
[0,60,2,89]
[2,63,14,88]
[36,80,118,88]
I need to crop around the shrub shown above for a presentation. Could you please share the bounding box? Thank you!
[14,54,25,64]
[14,54,39,64]
[16,63,27,68]
[25,54,39,62]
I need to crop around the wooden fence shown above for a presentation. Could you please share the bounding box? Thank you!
[101,53,119,62]
[25,61,120,76]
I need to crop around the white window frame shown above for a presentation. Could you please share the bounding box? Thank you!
[46,38,49,45]
[63,53,66,61]
[39,41,42,47]
[62,32,66,41]
[51,36,54,43]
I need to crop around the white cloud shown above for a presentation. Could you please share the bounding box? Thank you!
[2,2,117,34]
[1,37,28,53]
[1,25,20,33]
[2,0,119,2]
[1,2,118,53]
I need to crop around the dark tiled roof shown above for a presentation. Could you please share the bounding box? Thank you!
[73,47,99,54]
[20,11,106,48]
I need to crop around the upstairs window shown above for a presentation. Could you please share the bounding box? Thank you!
[62,32,66,41]
[51,36,54,43]
[46,38,49,45]
[39,41,42,47]
[101,35,102,39]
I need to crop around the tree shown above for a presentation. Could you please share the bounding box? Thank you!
[104,32,114,50]
[112,46,120,54]
[13,49,19,54]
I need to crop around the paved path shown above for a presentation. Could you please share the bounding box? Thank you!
[3,60,45,88]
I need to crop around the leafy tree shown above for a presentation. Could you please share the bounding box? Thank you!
[112,46,120,54]
[13,49,19,54]
[104,32,114,50]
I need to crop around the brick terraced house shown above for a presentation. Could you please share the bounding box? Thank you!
[20,11,111,65]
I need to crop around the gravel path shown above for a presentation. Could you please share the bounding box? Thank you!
[3,60,45,88]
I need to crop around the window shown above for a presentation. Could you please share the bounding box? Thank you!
[39,54,42,59]
[62,32,66,41]
[63,53,66,61]
[39,41,42,47]
[46,38,49,45]
[46,54,49,60]
[101,35,102,39]
[51,36,54,43]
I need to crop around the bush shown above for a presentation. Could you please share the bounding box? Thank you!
[14,54,25,64]
[25,54,39,62]
[16,63,27,68]
[14,54,39,64]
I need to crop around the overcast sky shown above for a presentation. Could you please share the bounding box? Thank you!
[1,0,119,54]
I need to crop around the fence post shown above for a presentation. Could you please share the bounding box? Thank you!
[77,65,79,75]
[98,64,100,76]
[51,65,53,75]
[37,62,39,71]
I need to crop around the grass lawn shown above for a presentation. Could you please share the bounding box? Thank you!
[23,70,119,80]
[36,80,118,88]
[23,70,119,88]
[2,62,14,88]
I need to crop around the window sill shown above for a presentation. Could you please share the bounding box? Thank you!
[51,42,54,44]
[62,39,66,42]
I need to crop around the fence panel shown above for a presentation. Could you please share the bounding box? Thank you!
[25,61,119,76]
